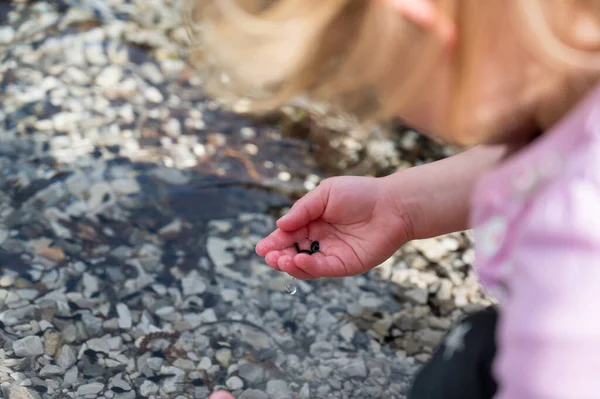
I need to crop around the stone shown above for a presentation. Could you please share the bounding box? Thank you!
[7,386,41,399]
[239,389,269,399]
[95,65,122,87]
[403,287,429,305]
[181,270,207,297]
[13,336,44,357]
[207,237,234,267]
[139,380,159,397]
[339,323,356,342]
[341,357,368,378]
[116,303,132,329]
[266,380,292,399]
[215,348,232,368]
[226,376,244,390]
[238,363,265,384]
[39,364,64,377]
[76,382,104,396]
[411,238,447,262]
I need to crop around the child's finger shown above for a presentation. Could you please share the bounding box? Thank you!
[276,183,330,232]
[255,228,309,257]
[208,391,235,399]
[295,253,355,278]
[278,254,316,280]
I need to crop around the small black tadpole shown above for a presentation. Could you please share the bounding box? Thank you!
[294,241,320,255]
[310,241,320,253]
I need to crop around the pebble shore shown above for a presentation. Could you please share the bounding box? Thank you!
[0,1,493,398]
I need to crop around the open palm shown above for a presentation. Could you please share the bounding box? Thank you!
[255,176,413,279]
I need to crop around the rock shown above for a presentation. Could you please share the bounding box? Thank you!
[215,348,232,368]
[436,279,453,301]
[86,337,110,354]
[411,238,447,262]
[416,328,445,348]
[207,237,234,267]
[116,303,132,329]
[226,376,244,390]
[309,341,333,358]
[0,26,15,44]
[56,345,77,369]
[403,287,429,305]
[95,65,122,87]
[39,364,64,377]
[139,380,159,397]
[339,323,356,342]
[13,336,44,357]
[76,382,104,396]
[266,380,292,399]
[238,363,265,384]
[342,357,368,378]
[181,270,207,296]
[462,248,475,265]
[63,366,78,386]
[239,389,269,399]
[427,316,452,331]
[140,63,164,84]
[298,383,311,399]
[145,87,163,103]
[221,288,239,302]
[158,218,182,237]
[164,118,181,137]
[7,386,41,399]
[85,43,107,65]
[172,358,195,371]
[43,329,60,356]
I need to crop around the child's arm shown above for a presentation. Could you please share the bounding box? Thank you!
[383,143,518,240]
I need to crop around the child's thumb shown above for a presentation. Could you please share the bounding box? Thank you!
[277,181,330,231]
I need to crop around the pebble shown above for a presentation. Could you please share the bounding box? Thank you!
[96,65,122,87]
[7,386,41,399]
[139,380,159,396]
[76,382,105,396]
[215,348,232,368]
[181,270,207,296]
[13,336,44,357]
[0,26,15,44]
[39,364,64,377]
[239,389,269,399]
[237,363,266,384]
[403,287,429,305]
[145,87,163,103]
[226,376,244,390]
[116,303,133,329]
[341,357,368,378]
[207,237,235,267]
[56,345,77,369]
[266,380,292,399]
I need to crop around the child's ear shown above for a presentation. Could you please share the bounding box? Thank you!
[387,0,455,46]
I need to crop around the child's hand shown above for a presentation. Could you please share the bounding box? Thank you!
[255,176,412,279]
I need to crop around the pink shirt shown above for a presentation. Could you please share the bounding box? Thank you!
[471,84,600,398]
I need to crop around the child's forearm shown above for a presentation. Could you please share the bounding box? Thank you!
[383,144,519,240]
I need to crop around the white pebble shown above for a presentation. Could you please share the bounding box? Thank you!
[116,303,132,329]
[226,376,244,390]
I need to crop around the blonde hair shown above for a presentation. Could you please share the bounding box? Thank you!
[184,0,600,145]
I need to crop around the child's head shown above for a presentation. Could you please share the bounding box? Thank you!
[186,0,600,146]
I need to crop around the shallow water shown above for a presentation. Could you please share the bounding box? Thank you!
[0,2,429,398]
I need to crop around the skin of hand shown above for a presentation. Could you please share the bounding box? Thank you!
[255,144,518,280]
[255,175,416,280]
[208,391,234,399]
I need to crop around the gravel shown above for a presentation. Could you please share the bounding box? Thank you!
[0,0,494,398]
